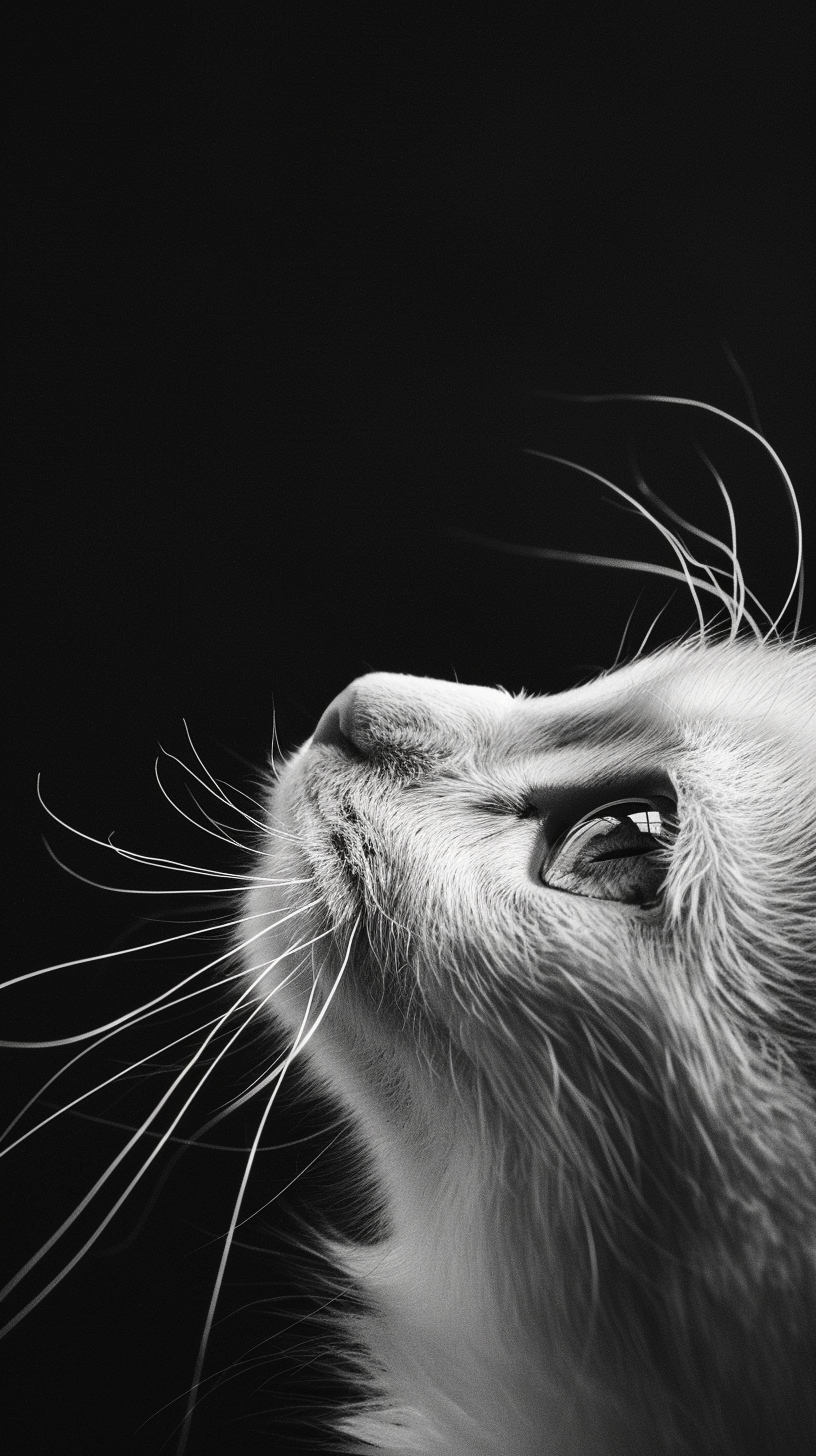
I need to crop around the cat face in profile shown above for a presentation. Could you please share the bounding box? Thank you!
[246,638,816,1456]
[3,398,814,1456]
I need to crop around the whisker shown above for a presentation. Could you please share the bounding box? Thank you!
[631,596,676,661]
[1,901,319,1038]
[155,753,271,846]
[54,1103,345,1154]
[2,915,242,998]
[182,720,273,829]
[166,728,296,839]
[0,944,290,1150]
[38,837,310,896]
[153,758,261,853]
[177,957,340,1125]
[610,593,645,670]
[174,785,262,851]
[694,449,744,633]
[175,915,360,1455]
[0,927,330,1337]
[195,1129,347,1255]
[269,707,285,783]
[1,1012,228,1158]
[630,461,741,639]
[36,777,290,880]
[527,451,720,641]
[162,742,259,818]
[632,454,774,641]
[533,391,804,638]
[237,1125,347,1228]
[454,528,725,631]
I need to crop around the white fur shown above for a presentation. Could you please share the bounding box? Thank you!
[244,640,816,1454]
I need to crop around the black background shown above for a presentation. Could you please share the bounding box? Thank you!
[6,7,814,1454]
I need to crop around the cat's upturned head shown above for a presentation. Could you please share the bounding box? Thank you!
[245,639,816,1455]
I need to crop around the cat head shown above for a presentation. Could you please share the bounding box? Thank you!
[244,636,815,1452]
[248,638,815,1115]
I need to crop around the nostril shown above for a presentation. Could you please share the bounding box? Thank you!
[311,684,361,752]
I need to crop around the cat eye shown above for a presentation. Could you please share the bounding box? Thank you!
[539,797,675,906]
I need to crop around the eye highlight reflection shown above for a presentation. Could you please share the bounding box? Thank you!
[540,797,675,905]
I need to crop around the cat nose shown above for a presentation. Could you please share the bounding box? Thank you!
[311,684,360,751]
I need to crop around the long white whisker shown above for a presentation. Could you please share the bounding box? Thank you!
[36,777,288,881]
[1,901,318,1038]
[526,451,712,640]
[0,945,288,1151]
[1,1013,229,1158]
[213,774,269,814]
[103,838,266,878]
[37,837,310,896]
[169,728,295,838]
[225,1125,347,1237]
[454,529,725,624]
[632,454,773,640]
[45,1103,344,1154]
[0,928,329,1336]
[4,934,329,1164]
[2,914,244,998]
[175,916,360,1456]
[182,721,273,830]
[695,449,744,634]
[197,951,335,1116]
[533,391,804,637]
[269,706,285,783]
[630,462,740,639]
[153,757,249,850]
[632,596,677,661]
[155,753,271,845]
[161,743,249,816]
[610,594,644,670]
[153,758,261,853]
[173,785,262,852]
[177,990,334,1125]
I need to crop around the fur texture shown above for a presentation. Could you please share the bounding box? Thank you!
[246,641,816,1455]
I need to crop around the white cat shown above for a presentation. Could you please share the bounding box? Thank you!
[3,398,814,1455]
[246,639,815,1456]
[239,400,815,1454]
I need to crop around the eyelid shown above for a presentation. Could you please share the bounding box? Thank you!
[477,793,539,818]
[479,785,677,848]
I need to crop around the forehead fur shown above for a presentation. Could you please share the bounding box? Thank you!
[509,640,814,755]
